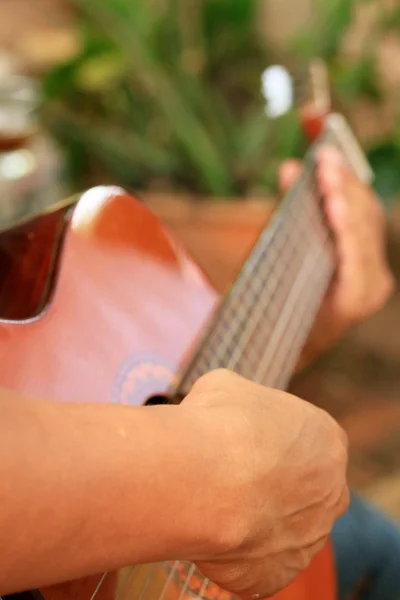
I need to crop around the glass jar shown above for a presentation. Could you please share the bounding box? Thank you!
[0,59,68,231]
[0,73,39,152]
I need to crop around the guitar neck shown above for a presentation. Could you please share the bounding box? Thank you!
[175,115,372,395]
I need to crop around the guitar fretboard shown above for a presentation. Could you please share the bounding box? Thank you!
[176,128,341,396]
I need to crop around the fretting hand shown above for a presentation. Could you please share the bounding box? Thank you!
[279,146,395,368]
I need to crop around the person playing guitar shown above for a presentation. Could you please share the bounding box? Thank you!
[0,60,398,600]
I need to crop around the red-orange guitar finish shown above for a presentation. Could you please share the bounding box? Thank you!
[0,184,336,600]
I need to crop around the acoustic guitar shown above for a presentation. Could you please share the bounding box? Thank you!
[0,64,373,600]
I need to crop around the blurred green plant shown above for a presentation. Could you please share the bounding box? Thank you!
[292,0,400,205]
[41,0,400,202]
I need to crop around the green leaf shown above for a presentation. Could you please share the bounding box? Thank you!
[331,56,382,103]
[367,142,400,205]
[314,0,356,59]
[73,53,127,92]
[378,7,400,32]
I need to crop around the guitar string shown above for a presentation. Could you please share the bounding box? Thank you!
[176,564,196,600]
[234,225,307,382]
[115,567,136,600]
[154,561,180,600]
[116,563,159,600]
[179,218,302,387]
[266,253,332,390]
[115,565,146,600]
[89,573,108,600]
[193,577,210,600]
[275,261,332,389]
[221,174,332,385]
[135,564,159,600]
[255,227,334,387]
[196,193,300,374]
[239,204,316,382]
[252,246,328,384]
[253,205,333,386]
[215,212,301,378]
[252,244,327,386]
[174,182,297,395]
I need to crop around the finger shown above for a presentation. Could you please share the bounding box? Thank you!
[200,539,327,600]
[198,558,295,600]
[189,369,244,395]
[326,196,363,302]
[279,160,302,193]
[315,147,352,244]
[341,171,394,312]
[316,148,367,316]
[316,146,344,197]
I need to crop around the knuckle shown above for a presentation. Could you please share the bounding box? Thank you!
[241,573,288,600]
[382,271,396,301]
[207,368,239,383]
[336,295,360,324]
[367,271,395,314]
[297,545,319,571]
[213,563,255,595]
[191,368,235,391]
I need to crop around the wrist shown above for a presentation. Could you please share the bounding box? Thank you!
[160,403,246,560]
[138,403,238,560]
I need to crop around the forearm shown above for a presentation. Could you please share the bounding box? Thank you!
[0,390,223,594]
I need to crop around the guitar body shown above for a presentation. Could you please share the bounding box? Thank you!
[0,186,336,600]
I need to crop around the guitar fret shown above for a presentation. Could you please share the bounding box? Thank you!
[233,247,302,380]
[275,261,332,390]
[255,246,323,385]
[266,249,332,388]
[239,201,316,379]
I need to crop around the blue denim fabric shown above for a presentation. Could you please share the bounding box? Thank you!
[332,492,400,600]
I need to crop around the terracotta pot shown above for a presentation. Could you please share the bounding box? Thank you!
[144,193,276,294]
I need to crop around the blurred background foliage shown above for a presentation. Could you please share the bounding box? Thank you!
[41,0,400,202]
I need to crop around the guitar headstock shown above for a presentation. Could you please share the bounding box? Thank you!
[299,58,374,186]
[298,58,331,143]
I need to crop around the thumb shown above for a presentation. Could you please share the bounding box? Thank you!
[279,160,302,193]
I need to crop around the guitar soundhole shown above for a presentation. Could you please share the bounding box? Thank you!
[144,394,170,406]
[145,391,185,406]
